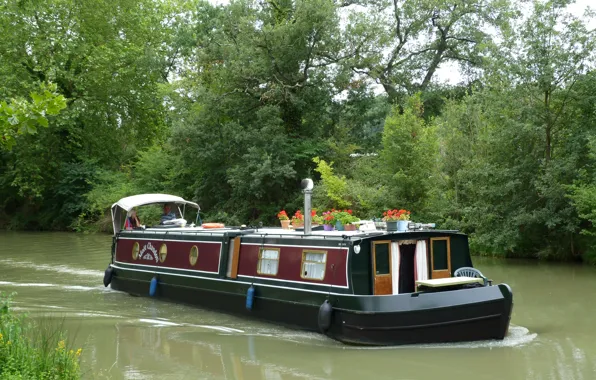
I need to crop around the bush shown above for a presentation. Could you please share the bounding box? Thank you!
[0,293,82,379]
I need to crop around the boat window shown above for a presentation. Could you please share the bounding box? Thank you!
[132,242,140,260]
[374,243,390,275]
[432,239,449,270]
[257,248,280,276]
[189,245,199,266]
[159,244,167,263]
[301,250,327,280]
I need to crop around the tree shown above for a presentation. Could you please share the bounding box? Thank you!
[0,83,66,150]
[381,94,438,214]
[0,0,177,229]
[341,0,515,101]
[167,0,348,222]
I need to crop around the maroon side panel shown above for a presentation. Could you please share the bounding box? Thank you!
[237,245,348,287]
[116,238,222,273]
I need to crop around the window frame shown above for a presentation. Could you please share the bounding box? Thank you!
[189,245,199,266]
[132,242,140,260]
[257,247,280,276]
[159,243,167,263]
[300,250,328,281]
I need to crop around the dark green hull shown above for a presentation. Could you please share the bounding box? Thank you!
[110,266,513,346]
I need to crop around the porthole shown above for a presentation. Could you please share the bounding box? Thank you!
[189,245,199,266]
[159,243,167,263]
[132,242,140,260]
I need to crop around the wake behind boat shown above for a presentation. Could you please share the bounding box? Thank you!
[103,179,513,346]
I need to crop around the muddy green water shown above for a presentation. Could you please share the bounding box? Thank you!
[0,232,595,380]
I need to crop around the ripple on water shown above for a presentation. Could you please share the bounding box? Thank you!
[0,258,103,278]
[334,325,538,350]
[0,281,104,292]
[234,324,538,350]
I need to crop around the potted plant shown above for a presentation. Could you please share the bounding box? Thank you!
[312,209,324,226]
[291,210,304,228]
[277,210,290,229]
[335,210,358,231]
[382,209,411,231]
[341,211,360,231]
[322,210,337,231]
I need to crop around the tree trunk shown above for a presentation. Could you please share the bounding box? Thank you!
[544,90,551,162]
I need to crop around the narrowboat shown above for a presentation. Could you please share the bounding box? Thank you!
[104,179,513,346]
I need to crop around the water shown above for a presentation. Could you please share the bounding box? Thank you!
[0,231,594,379]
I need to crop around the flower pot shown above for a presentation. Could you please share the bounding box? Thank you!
[344,224,357,231]
[280,219,290,230]
[397,220,408,231]
[292,221,304,228]
[323,224,334,231]
[386,221,398,232]
[335,221,345,231]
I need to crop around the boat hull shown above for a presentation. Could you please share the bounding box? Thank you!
[110,267,512,346]
[327,284,513,345]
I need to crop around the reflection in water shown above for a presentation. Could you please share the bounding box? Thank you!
[1,232,596,380]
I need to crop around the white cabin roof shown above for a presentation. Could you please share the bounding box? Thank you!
[111,194,199,212]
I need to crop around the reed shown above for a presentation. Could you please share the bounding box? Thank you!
[0,293,82,379]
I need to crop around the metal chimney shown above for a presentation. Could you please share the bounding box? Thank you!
[301,179,314,234]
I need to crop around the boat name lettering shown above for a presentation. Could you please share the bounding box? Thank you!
[139,242,159,263]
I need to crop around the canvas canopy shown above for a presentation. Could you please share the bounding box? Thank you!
[111,194,199,234]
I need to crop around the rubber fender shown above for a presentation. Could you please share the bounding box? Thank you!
[103,266,113,287]
[318,300,333,333]
[246,285,255,310]
[149,276,158,297]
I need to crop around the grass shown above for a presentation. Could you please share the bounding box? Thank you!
[0,293,82,379]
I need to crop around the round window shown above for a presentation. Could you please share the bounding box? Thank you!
[132,242,140,260]
[159,243,167,263]
[189,245,199,266]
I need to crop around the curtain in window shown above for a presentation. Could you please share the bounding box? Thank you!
[391,242,400,294]
[302,252,326,280]
[258,249,279,275]
[415,240,428,281]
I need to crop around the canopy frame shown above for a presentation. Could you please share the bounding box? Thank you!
[111,194,200,235]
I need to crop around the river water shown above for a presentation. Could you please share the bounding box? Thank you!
[0,232,594,380]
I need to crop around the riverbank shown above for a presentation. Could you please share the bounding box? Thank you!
[0,294,82,379]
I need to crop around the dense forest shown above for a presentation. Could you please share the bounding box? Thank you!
[1,0,595,262]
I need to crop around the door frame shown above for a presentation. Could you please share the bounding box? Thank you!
[372,240,392,295]
[430,237,451,279]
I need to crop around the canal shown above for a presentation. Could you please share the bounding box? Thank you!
[0,232,594,379]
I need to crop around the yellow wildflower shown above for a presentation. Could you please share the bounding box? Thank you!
[6,340,11,346]
[0,332,3,341]
[70,349,74,355]
[58,340,65,349]
[76,348,82,356]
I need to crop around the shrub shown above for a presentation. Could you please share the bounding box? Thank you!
[0,293,82,379]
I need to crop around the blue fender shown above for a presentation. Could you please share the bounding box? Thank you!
[149,276,158,297]
[246,285,255,310]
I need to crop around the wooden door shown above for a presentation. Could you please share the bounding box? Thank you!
[226,236,241,279]
[372,241,392,295]
[430,237,451,279]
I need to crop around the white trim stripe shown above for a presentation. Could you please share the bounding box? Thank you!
[114,260,219,274]
[242,242,348,249]
[237,275,348,289]
[118,237,222,244]
[110,264,353,295]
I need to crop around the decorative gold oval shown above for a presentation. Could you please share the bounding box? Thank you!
[132,242,140,260]
[189,245,199,266]
[159,243,167,263]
